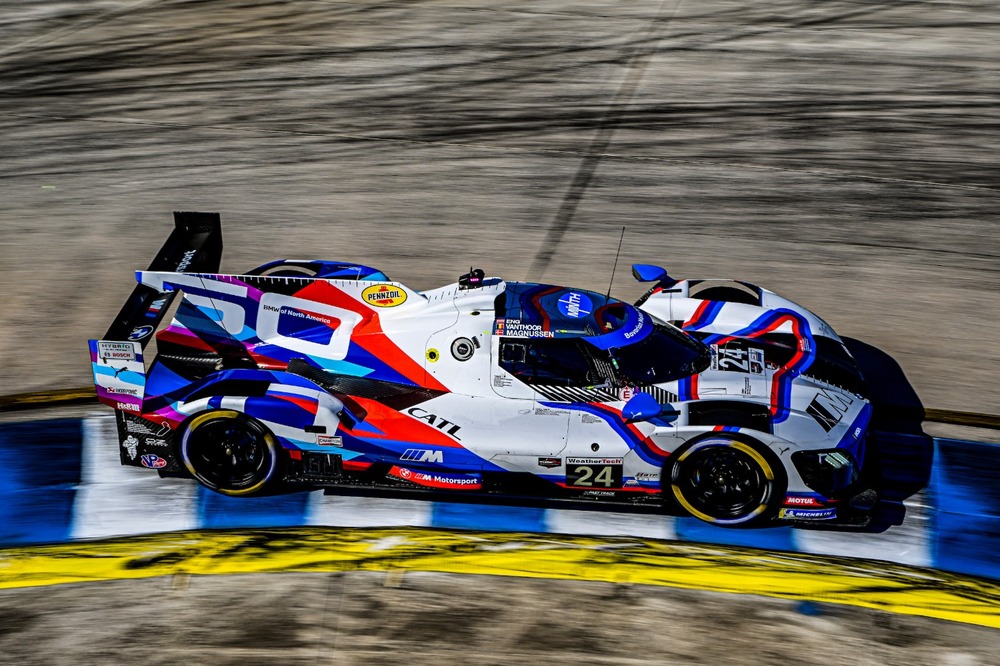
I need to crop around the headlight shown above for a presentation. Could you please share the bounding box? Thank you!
[791,449,858,496]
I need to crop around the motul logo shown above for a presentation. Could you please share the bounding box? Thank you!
[784,495,823,507]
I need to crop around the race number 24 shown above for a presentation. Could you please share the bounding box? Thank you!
[566,458,623,488]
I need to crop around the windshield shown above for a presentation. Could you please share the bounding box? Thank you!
[610,323,711,385]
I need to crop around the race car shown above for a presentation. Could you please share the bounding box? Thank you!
[89,212,876,527]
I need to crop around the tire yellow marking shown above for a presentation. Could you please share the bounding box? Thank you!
[181,410,277,496]
[672,439,775,524]
[0,528,997,628]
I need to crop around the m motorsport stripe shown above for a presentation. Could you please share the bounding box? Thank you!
[682,299,726,330]
[544,401,669,467]
[677,374,699,402]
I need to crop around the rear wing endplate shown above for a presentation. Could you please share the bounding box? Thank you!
[102,211,223,345]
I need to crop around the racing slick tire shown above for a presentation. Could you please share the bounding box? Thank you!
[179,410,282,496]
[668,435,786,527]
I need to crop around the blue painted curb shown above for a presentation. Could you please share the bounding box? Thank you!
[1,418,998,581]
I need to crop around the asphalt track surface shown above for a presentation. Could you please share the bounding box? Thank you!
[1,1,999,663]
[1,0,999,416]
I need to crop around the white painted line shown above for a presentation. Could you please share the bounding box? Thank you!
[545,509,676,541]
[307,492,433,528]
[72,415,198,539]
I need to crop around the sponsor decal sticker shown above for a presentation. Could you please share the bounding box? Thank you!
[581,489,616,498]
[122,435,139,460]
[125,418,171,436]
[784,495,825,507]
[401,448,444,463]
[493,318,554,338]
[97,341,136,362]
[175,249,198,272]
[537,457,562,468]
[426,348,440,363]
[567,457,623,465]
[625,311,645,339]
[405,407,462,440]
[389,466,482,490]
[278,306,339,327]
[557,291,593,319]
[361,284,408,308]
[566,458,624,488]
[117,402,140,412]
[147,297,168,314]
[140,454,167,469]
[128,325,154,341]
[317,435,343,447]
[779,507,836,520]
[711,342,764,375]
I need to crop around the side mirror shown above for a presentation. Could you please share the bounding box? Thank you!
[631,264,668,283]
[622,392,662,423]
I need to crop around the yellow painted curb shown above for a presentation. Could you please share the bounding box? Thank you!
[1,527,998,628]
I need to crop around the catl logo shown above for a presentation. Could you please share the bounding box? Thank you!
[361,284,408,308]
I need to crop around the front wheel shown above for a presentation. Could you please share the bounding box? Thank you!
[179,410,281,496]
[669,436,785,526]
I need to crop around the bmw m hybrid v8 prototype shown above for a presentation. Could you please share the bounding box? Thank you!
[89,213,875,527]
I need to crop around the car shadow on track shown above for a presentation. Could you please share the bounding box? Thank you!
[836,337,934,533]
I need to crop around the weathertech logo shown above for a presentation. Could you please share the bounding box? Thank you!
[361,284,407,307]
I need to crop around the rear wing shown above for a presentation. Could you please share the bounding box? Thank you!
[103,211,223,344]
[89,212,223,409]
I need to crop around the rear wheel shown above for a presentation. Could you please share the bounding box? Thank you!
[180,410,281,496]
[669,436,785,526]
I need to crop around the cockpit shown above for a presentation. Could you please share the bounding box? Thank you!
[494,282,711,388]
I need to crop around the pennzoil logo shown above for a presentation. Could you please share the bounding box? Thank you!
[361,284,408,308]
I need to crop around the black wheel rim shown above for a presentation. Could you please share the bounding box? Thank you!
[187,418,271,491]
[676,446,768,520]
